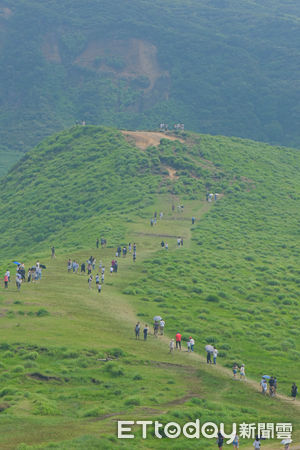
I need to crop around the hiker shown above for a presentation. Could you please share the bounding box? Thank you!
[16,273,22,291]
[153,322,159,337]
[187,339,191,352]
[154,211,157,218]
[240,364,246,380]
[215,193,219,201]
[269,376,275,397]
[253,437,261,449]
[190,337,195,352]
[192,217,195,224]
[92,258,96,270]
[128,243,132,253]
[122,246,127,257]
[260,378,267,395]
[169,339,175,353]
[96,238,99,248]
[161,240,165,248]
[177,238,181,247]
[4,273,8,288]
[133,243,137,252]
[27,269,31,283]
[232,363,238,378]
[180,237,183,246]
[133,252,136,262]
[206,192,209,201]
[159,319,165,335]
[217,432,224,449]
[143,324,149,341]
[101,273,104,284]
[172,204,175,211]
[101,266,105,275]
[291,382,298,400]
[232,435,239,449]
[110,266,113,275]
[114,261,118,272]
[67,259,72,272]
[150,219,154,227]
[97,284,102,294]
[51,246,55,258]
[135,322,140,339]
[81,262,85,273]
[159,212,163,219]
[165,242,168,250]
[117,246,121,257]
[99,260,103,270]
[207,351,212,364]
[175,332,182,350]
[95,274,100,284]
[213,347,218,364]
[88,275,93,289]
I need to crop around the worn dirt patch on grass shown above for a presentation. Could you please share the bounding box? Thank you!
[122,131,184,150]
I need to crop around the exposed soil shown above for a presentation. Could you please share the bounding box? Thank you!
[122,131,184,150]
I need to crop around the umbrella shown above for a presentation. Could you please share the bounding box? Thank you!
[262,375,271,379]
[13,261,21,265]
[205,345,214,352]
[281,439,292,445]
[153,316,162,322]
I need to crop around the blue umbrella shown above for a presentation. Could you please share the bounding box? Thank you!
[13,261,21,265]
[262,375,271,379]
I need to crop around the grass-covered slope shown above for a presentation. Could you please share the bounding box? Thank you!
[0,127,299,448]
[0,0,299,175]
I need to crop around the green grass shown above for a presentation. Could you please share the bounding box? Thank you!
[0,126,299,448]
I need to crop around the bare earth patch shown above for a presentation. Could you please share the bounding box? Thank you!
[122,131,184,150]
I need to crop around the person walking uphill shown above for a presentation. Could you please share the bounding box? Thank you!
[4,273,9,288]
[143,325,149,341]
[135,322,140,340]
[175,332,182,350]
[291,383,298,400]
[51,246,55,258]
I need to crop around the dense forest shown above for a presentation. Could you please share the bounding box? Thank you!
[0,0,299,167]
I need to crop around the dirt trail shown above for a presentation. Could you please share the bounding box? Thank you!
[122,130,184,149]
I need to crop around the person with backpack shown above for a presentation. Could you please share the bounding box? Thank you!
[269,376,275,396]
[253,437,261,448]
[217,432,224,449]
[4,273,8,288]
[291,382,298,400]
[135,322,140,339]
[88,275,93,289]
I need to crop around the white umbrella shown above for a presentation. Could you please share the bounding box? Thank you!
[153,315,162,322]
[205,345,214,352]
[281,439,292,445]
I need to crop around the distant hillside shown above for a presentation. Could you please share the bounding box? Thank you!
[0,0,299,174]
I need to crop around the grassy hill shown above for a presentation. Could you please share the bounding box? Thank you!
[0,126,299,449]
[0,0,299,175]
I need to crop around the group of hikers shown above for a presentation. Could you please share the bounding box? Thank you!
[150,210,163,226]
[206,192,219,202]
[3,261,45,291]
[159,123,184,132]
[66,241,138,294]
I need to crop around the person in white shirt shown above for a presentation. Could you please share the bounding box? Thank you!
[240,364,246,380]
[190,337,195,352]
[187,339,191,352]
[159,320,165,335]
[253,437,261,448]
[213,347,218,364]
